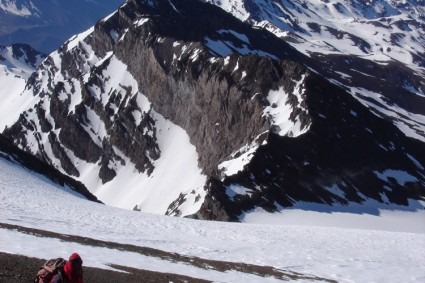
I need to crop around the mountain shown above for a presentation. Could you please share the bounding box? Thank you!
[2,0,425,220]
[206,0,425,138]
[0,0,123,52]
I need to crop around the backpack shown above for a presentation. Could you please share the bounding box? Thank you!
[34,258,66,283]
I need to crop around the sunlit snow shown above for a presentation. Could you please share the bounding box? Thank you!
[1,157,424,283]
[0,46,44,131]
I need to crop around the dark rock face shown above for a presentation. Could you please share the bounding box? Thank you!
[208,74,425,218]
[108,0,310,176]
[310,54,425,116]
[3,0,425,220]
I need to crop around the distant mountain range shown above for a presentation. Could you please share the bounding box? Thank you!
[0,0,123,52]
[0,0,424,221]
[207,0,424,69]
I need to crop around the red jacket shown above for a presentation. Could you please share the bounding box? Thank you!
[51,253,83,283]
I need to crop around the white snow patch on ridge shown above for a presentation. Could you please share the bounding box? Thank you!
[218,137,265,178]
[135,18,150,27]
[263,74,310,137]
[204,37,234,56]
[66,27,95,52]
[0,66,28,130]
[218,29,250,44]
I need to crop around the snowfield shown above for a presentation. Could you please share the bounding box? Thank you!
[1,156,424,282]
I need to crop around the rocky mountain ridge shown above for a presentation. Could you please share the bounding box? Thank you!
[2,0,424,220]
[207,0,425,141]
[206,0,424,69]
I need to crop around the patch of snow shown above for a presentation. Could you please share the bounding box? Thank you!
[205,37,234,56]
[263,75,310,137]
[101,10,117,22]
[218,29,250,44]
[242,199,425,234]
[0,46,44,130]
[135,18,150,27]
[406,153,425,171]
[226,184,253,201]
[168,0,181,15]
[324,184,346,199]
[218,133,267,178]
[81,106,107,148]
[374,169,418,185]
[66,27,94,52]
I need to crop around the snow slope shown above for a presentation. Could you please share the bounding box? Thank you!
[4,44,207,215]
[0,44,44,131]
[1,155,425,282]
